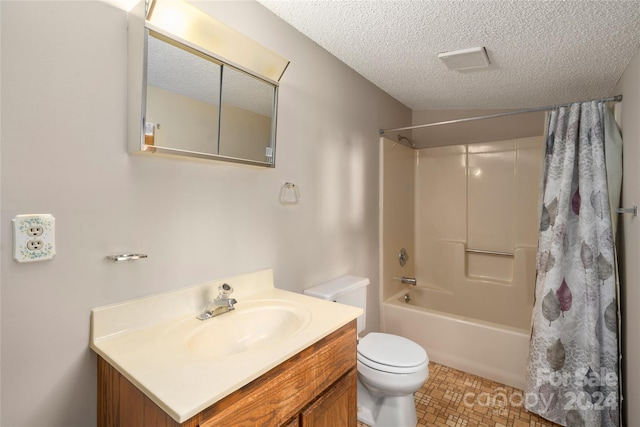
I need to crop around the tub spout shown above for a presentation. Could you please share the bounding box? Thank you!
[392,276,418,286]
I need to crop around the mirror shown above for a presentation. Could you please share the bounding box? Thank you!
[146,33,221,155]
[140,30,278,167]
[220,67,276,162]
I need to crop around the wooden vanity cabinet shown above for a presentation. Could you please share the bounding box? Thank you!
[98,320,357,427]
[299,369,357,427]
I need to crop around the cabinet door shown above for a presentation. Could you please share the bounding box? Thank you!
[300,370,357,427]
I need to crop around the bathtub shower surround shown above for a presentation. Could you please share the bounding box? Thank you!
[414,138,543,329]
[525,102,621,426]
[380,136,544,388]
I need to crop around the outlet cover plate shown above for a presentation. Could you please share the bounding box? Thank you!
[12,214,56,263]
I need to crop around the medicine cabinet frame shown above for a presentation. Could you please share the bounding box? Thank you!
[127,0,288,167]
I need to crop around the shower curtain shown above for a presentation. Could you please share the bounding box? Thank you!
[525,101,621,427]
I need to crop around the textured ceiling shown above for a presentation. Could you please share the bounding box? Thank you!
[258,0,640,110]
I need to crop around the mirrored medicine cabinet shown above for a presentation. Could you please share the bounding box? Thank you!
[127,0,289,167]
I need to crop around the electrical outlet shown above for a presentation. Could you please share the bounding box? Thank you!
[27,225,44,237]
[26,240,44,251]
[13,214,56,263]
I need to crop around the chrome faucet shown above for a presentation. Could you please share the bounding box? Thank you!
[197,283,238,320]
[401,277,417,286]
[393,276,417,286]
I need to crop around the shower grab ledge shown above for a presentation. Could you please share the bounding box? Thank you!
[465,248,514,257]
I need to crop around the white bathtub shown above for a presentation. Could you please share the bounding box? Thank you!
[382,287,530,390]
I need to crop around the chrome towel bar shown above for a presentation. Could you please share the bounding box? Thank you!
[616,206,637,217]
[107,254,148,262]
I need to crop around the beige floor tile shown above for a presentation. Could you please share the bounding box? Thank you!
[357,362,561,427]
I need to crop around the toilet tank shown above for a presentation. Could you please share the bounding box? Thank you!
[303,275,369,335]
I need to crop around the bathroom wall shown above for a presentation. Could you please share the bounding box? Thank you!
[0,1,411,425]
[613,46,640,426]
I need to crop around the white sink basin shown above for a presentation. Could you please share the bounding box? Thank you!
[185,299,312,358]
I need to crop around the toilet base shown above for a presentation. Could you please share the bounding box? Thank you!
[356,378,418,427]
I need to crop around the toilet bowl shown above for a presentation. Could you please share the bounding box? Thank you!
[303,276,429,427]
[356,332,429,427]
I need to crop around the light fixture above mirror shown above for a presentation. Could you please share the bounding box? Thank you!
[146,0,289,83]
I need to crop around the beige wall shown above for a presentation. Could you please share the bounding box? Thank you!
[614,46,640,426]
[0,1,411,425]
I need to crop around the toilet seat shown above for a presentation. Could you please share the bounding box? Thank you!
[358,333,428,374]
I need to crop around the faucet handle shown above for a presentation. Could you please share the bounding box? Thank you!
[218,283,234,298]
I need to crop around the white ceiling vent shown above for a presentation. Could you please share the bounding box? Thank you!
[438,47,490,71]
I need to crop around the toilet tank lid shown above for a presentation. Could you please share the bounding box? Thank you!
[303,275,369,300]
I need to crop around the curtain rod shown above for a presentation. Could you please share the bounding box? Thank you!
[379,94,623,135]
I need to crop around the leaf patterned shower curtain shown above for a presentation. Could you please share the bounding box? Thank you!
[525,101,620,427]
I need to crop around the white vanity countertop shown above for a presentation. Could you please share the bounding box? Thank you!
[90,269,361,423]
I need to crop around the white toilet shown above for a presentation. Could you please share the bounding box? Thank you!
[304,276,429,427]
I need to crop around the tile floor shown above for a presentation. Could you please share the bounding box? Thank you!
[357,362,561,427]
